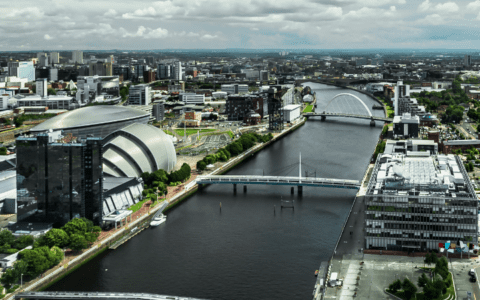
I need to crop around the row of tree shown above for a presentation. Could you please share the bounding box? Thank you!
[0,218,101,289]
[196,133,274,170]
[0,231,34,254]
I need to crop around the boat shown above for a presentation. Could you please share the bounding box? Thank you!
[150,214,167,227]
[315,270,319,276]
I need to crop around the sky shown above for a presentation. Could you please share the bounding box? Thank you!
[3,0,480,51]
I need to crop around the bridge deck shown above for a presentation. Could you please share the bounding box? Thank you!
[304,112,392,122]
[196,175,360,189]
[15,292,208,300]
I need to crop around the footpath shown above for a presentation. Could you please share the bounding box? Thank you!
[5,118,307,299]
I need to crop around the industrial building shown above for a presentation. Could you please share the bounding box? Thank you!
[384,140,438,155]
[393,113,420,138]
[364,152,478,252]
[30,106,150,138]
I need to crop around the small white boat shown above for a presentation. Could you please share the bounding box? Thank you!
[150,214,167,227]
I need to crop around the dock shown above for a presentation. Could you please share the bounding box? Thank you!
[312,261,329,300]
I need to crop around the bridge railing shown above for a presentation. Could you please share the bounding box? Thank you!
[196,175,359,186]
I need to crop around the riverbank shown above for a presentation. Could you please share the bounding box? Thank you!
[6,118,307,299]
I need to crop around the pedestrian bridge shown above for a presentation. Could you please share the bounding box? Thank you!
[196,175,360,190]
[15,292,208,300]
[303,93,393,125]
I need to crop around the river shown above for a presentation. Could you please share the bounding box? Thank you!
[46,83,384,300]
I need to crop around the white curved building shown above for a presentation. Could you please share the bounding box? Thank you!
[102,123,177,177]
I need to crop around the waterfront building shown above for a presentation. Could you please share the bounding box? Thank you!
[16,131,103,225]
[30,106,150,138]
[102,123,177,177]
[225,94,264,121]
[393,113,419,138]
[280,104,301,123]
[364,152,478,252]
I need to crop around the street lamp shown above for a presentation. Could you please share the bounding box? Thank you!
[21,273,23,287]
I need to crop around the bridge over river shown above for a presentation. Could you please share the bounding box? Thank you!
[15,292,208,300]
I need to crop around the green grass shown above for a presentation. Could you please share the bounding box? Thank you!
[303,105,314,113]
[201,130,234,139]
[128,198,149,213]
[164,129,174,136]
[174,129,217,136]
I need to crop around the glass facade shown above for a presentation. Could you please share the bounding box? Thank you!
[16,134,103,226]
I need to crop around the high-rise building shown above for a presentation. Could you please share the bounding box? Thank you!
[49,68,58,82]
[36,78,48,98]
[128,84,151,105]
[464,55,472,67]
[8,61,35,82]
[72,50,84,64]
[50,52,60,64]
[105,62,113,76]
[113,66,131,82]
[157,63,173,79]
[152,103,165,121]
[132,64,146,81]
[143,70,156,83]
[38,54,49,67]
[174,61,182,81]
[364,153,477,252]
[16,131,103,225]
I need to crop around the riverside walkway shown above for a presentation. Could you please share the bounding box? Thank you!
[15,292,208,300]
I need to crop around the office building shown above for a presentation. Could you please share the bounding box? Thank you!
[152,103,165,121]
[50,52,60,64]
[76,75,120,101]
[113,66,131,82]
[36,78,47,98]
[364,153,477,252]
[393,113,420,138]
[49,69,58,82]
[464,55,472,67]
[8,61,35,82]
[72,51,84,64]
[89,61,112,76]
[16,131,103,225]
[15,94,74,110]
[178,93,205,105]
[225,95,264,121]
[132,64,146,81]
[221,84,249,95]
[157,64,173,79]
[143,70,156,83]
[38,54,49,67]
[129,84,151,105]
[260,70,269,81]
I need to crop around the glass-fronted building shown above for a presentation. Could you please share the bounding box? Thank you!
[16,132,103,225]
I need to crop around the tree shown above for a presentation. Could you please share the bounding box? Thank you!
[197,160,206,170]
[62,218,87,237]
[69,234,89,252]
[14,234,34,250]
[388,279,402,293]
[0,230,15,246]
[434,256,449,280]
[423,281,441,299]
[424,252,437,267]
[47,88,57,95]
[402,278,418,300]
[417,273,429,288]
[43,228,70,248]
[433,277,446,295]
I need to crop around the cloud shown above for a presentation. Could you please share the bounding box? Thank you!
[467,0,480,10]
[104,9,117,17]
[44,34,53,40]
[419,0,458,13]
[417,13,444,25]
[200,34,218,40]
[122,7,158,19]
[121,26,169,39]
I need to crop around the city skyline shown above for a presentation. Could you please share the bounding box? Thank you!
[4,0,480,51]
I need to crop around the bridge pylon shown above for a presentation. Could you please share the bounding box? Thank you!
[370,117,375,127]
[321,111,326,121]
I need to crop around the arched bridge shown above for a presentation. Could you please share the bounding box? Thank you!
[304,93,392,126]
[15,292,207,300]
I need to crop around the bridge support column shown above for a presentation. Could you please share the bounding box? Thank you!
[233,184,237,193]
[291,187,294,194]
[198,184,203,190]
[243,185,247,193]
[321,115,326,121]
[298,186,303,195]
[370,120,375,127]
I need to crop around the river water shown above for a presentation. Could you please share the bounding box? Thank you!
[47,83,384,300]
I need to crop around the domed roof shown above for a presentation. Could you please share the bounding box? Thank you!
[102,123,177,177]
[31,106,149,132]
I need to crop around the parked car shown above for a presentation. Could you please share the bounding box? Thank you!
[469,269,475,276]
[470,275,476,283]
